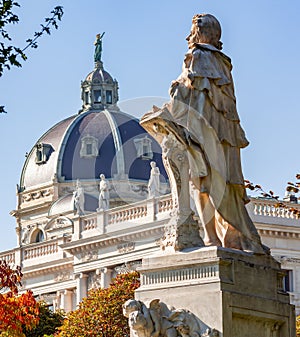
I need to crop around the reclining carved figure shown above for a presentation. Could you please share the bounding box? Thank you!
[123,299,219,337]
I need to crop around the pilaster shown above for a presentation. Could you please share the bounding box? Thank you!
[57,289,74,312]
[98,267,112,289]
[75,273,88,305]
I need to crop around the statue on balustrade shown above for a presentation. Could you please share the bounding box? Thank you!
[148,161,161,198]
[140,13,268,254]
[72,179,85,215]
[98,174,109,210]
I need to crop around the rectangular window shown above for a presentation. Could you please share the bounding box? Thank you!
[283,269,293,292]
[143,144,149,157]
[106,90,112,104]
[36,149,43,163]
[94,90,101,103]
[134,137,153,160]
[86,143,93,155]
[85,91,89,104]
[35,143,53,164]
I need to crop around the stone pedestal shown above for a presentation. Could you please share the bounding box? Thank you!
[135,247,295,337]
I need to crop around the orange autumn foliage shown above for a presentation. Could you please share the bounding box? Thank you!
[57,271,140,337]
[0,260,39,337]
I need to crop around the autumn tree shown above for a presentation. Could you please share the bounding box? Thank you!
[0,260,39,337]
[0,0,63,112]
[23,303,65,337]
[57,271,140,337]
[297,315,300,337]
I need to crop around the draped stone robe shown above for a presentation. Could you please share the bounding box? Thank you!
[169,43,264,252]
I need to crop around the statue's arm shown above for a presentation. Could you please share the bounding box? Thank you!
[101,32,105,38]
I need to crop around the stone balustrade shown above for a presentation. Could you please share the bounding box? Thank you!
[251,199,299,219]
[1,196,300,266]
[23,239,59,260]
[108,203,148,225]
[0,250,16,264]
[80,195,300,234]
[81,198,159,234]
[82,214,97,230]
[158,195,173,213]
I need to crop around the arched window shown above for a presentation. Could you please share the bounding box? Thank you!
[32,229,44,243]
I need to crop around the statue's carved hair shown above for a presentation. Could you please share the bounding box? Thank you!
[187,13,223,50]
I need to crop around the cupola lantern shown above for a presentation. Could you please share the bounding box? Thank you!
[80,33,119,113]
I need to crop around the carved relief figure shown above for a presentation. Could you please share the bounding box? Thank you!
[168,309,201,337]
[123,299,154,337]
[123,299,218,337]
[148,299,177,337]
[94,32,105,62]
[21,227,29,244]
[148,161,161,198]
[72,179,85,215]
[98,174,109,210]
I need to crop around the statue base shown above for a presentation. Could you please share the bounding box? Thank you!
[160,212,204,252]
[136,247,296,337]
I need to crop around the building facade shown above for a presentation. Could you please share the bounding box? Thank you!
[0,55,299,316]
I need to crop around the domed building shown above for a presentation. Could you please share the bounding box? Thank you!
[19,58,168,221]
[0,40,300,315]
[3,45,171,311]
[16,54,170,243]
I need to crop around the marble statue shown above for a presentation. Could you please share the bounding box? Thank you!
[123,299,154,337]
[94,32,105,62]
[21,227,29,244]
[72,179,85,215]
[123,299,218,337]
[148,161,161,198]
[98,174,109,210]
[140,13,268,254]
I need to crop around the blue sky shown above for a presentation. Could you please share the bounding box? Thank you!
[0,0,299,251]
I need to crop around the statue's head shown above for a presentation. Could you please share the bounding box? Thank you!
[96,33,101,39]
[187,13,222,50]
[122,299,141,317]
[129,311,147,330]
[100,174,105,180]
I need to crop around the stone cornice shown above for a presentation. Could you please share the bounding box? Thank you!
[19,182,54,195]
[257,228,300,239]
[274,256,300,264]
[61,226,164,254]
[22,258,73,278]
[13,201,53,217]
